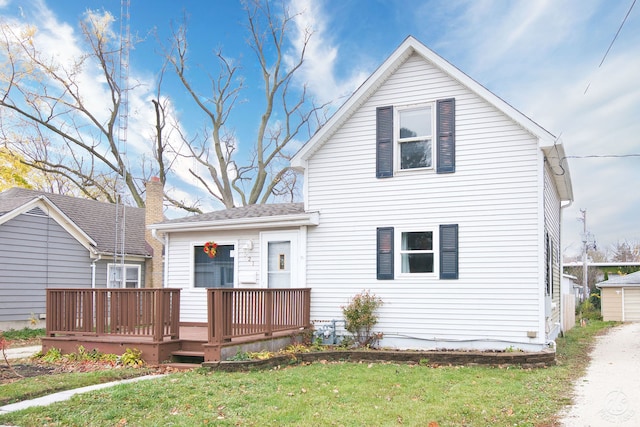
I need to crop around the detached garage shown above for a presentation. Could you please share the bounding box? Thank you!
[598,271,640,322]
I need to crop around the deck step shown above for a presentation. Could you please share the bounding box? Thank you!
[171,350,205,358]
[162,362,202,371]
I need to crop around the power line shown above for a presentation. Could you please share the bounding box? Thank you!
[598,0,636,68]
[585,0,637,94]
[564,154,640,159]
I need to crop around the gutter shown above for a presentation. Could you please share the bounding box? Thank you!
[148,211,320,233]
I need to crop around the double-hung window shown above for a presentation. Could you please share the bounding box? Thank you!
[397,105,433,170]
[377,224,458,280]
[400,231,434,274]
[107,264,141,288]
[376,98,455,177]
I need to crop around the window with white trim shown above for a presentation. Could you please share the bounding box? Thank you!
[194,244,235,288]
[400,231,435,273]
[397,105,434,170]
[107,264,141,288]
[377,224,458,280]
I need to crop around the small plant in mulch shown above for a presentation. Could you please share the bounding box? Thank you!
[31,346,146,372]
[341,290,383,348]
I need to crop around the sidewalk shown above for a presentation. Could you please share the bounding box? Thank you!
[2,345,41,360]
[2,345,165,417]
[0,374,164,415]
[560,322,640,426]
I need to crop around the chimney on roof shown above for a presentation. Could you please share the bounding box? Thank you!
[145,176,164,288]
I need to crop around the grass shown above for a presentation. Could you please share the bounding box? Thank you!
[1,328,45,344]
[0,321,615,427]
[0,368,153,406]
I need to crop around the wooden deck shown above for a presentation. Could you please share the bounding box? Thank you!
[43,288,311,364]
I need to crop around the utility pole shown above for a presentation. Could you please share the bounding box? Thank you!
[579,209,596,300]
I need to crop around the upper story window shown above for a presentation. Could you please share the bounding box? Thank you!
[108,264,141,288]
[376,98,455,178]
[397,105,433,170]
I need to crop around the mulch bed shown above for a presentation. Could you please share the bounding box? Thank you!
[0,364,56,383]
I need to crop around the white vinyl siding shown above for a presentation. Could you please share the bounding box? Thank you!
[164,230,259,323]
[544,162,562,338]
[304,53,544,350]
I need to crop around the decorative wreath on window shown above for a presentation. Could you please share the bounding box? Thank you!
[203,241,218,258]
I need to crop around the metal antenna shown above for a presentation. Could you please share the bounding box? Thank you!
[113,0,131,287]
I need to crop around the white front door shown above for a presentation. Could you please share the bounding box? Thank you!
[261,231,299,288]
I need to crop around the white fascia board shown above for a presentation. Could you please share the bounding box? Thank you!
[292,36,560,170]
[95,253,150,262]
[0,196,98,252]
[542,144,574,202]
[291,40,413,170]
[148,212,320,233]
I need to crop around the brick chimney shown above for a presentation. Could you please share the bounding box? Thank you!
[145,177,164,288]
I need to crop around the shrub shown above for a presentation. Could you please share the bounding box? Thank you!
[119,348,145,367]
[578,299,602,321]
[342,290,383,348]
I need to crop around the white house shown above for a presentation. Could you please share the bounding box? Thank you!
[149,36,573,352]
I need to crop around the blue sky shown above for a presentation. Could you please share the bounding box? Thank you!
[2,0,639,258]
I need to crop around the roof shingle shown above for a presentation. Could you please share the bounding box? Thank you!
[0,188,149,257]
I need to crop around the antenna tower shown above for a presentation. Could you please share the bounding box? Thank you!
[113,0,131,287]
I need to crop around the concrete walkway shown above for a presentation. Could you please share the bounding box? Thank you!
[2,345,165,418]
[0,374,164,416]
[560,322,640,426]
[2,345,41,360]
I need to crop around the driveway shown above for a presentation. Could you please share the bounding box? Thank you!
[560,322,640,426]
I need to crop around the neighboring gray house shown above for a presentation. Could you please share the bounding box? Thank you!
[0,185,163,329]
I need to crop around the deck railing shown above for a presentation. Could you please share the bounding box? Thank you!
[46,288,180,341]
[207,288,311,346]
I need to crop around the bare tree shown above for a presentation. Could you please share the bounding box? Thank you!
[164,0,326,209]
[0,11,163,206]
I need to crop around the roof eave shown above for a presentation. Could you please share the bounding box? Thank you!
[542,144,574,202]
[291,38,414,170]
[0,196,98,249]
[292,36,562,167]
[148,212,320,233]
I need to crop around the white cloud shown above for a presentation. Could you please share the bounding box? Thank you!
[286,0,369,106]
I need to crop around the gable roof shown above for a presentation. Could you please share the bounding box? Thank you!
[597,271,640,287]
[291,35,573,202]
[0,188,150,257]
[149,202,319,232]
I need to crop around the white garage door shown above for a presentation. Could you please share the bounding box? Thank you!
[624,289,640,321]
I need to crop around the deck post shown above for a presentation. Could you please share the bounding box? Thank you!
[209,289,223,347]
[96,290,105,335]
[45,290,53,337]
[265,290,273,337]
[154,289,164,342]
[82,290,93,333]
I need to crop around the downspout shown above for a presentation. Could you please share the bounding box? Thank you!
[91,254,101,289]
[151,228,164,245]
[558,199,573,339]
[151,229,168,288]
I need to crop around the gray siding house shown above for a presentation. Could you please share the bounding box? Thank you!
[0,184,163,329]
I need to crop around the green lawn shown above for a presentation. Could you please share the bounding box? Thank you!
[0,321,613,427]
[0,369,154,406]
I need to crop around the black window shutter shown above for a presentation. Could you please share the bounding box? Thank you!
[376,106,393,178]
[436,98,455,174]
[377,227,394,280]
[440,224,458,279]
